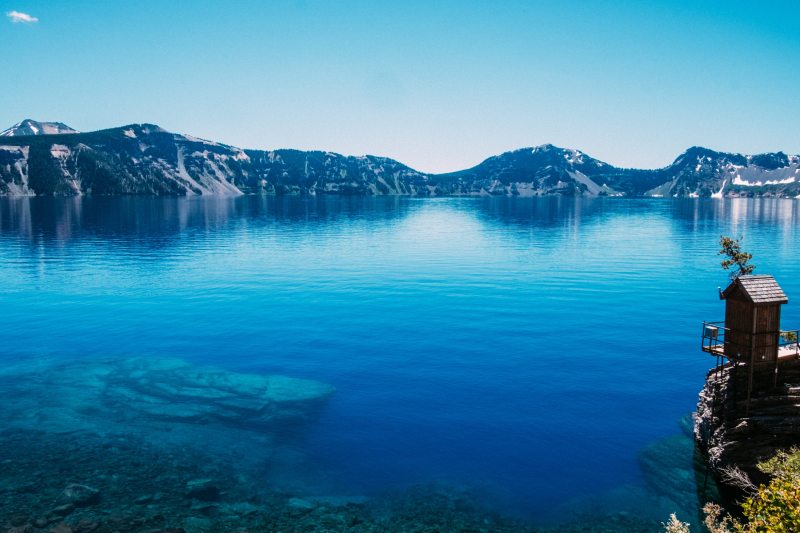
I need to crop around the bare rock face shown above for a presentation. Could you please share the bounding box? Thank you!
[694,358,800,485]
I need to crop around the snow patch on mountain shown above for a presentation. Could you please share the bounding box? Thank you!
[711,179,727,198]
[50,144,71,158]
[732,175,796,187]
[0,145,26,155]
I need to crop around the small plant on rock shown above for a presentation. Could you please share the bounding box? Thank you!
[702,503,743,533]
[663,514,691,533]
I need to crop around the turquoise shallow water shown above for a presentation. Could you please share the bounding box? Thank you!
[1,196,799,526]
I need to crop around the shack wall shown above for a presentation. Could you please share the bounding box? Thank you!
[753,304,781,362]
[724,291,753,360]
[722,286,782,362]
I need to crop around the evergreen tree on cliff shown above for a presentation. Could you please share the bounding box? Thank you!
[719,236,755,280]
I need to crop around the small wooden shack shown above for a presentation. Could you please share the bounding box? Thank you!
[719,274,788,363]
[702,274,799,415]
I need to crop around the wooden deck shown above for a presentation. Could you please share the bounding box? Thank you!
[701,344,725,356]
[702,343,800,360]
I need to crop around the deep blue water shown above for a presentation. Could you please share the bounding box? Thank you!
[1,196,799,525]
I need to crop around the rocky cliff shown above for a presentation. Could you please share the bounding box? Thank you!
[694,357,800,486]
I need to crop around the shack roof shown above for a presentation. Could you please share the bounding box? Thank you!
[721,274,788,305]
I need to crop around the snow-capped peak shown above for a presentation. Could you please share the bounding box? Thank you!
[0,119,79,137]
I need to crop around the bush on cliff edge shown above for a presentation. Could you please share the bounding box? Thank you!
[665,447,800,532]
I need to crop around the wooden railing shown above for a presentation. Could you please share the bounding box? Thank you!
[701,321,800,360]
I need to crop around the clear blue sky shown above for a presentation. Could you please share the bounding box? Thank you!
[1,0,798,173]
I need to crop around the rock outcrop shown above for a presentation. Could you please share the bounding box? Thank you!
[694,357,800,485]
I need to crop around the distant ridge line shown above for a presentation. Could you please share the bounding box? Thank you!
[0,121,798,198]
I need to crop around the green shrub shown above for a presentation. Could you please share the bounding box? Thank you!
[741,448,800,532]
[666,448,800,532]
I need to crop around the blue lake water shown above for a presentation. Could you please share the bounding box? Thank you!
[1,196,799,527]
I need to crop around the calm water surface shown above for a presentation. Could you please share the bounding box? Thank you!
[1,196,799,525]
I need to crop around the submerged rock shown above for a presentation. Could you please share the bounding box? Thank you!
[182,516,211,532]
[219,502,264,517]
[133,494,153,505]
[71,521,102,533]
[638,430,719,520]
[104,358,336,430]
[61,484,100,506]
[8,514,29,527]
[188,501,218,515]
[185,479,220,502]
[50,503,75,516]
[5,526,34,533]
[287,497,315,516]
[0,357,335,436]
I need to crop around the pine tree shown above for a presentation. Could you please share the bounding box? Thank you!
[719,236,755,280]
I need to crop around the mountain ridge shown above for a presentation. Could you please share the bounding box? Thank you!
[0,119,79,137]
[1,122,798,198]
